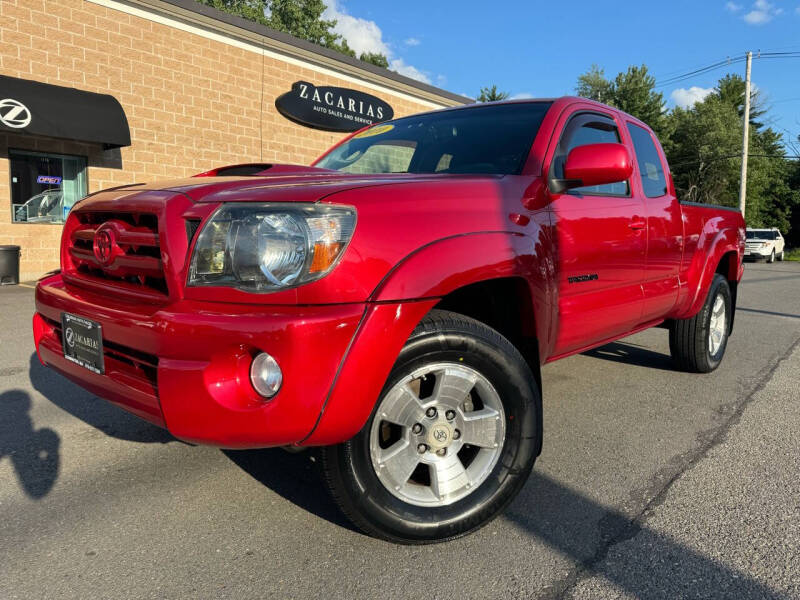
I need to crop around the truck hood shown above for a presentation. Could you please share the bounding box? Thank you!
[107,165,501,205]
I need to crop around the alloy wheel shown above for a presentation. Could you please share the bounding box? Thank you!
[369,362,505,507]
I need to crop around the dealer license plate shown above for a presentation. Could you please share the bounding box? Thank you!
[61,313,105,374]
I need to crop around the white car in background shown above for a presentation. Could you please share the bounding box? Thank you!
[745,228,785,262]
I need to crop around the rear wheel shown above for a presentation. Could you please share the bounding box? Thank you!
[777,251,784,261]
[669,274,732,373]
[321,310,540,544]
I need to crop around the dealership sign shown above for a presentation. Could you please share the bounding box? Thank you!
[275,81,394,132]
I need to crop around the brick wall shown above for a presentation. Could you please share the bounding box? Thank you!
[0,0,444,280]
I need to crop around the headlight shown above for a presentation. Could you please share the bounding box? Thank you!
[188,203,356,292]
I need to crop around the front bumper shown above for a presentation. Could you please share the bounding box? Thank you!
[33,274,365,448]
[744,248,771,259]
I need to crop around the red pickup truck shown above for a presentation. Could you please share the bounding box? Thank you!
[33,97,745,543]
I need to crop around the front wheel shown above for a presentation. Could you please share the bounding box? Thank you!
[321,310,540,544]
[669,274,732,373]
[768,249,776,263]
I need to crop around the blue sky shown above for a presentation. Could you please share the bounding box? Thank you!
[323,0,800,149]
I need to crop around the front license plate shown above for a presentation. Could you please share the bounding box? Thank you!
[62,313,104,374]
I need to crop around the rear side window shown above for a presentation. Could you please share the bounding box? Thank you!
[552,113,629,196]
[627,123,667,198]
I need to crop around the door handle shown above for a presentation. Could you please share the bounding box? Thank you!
[629,218,646,230]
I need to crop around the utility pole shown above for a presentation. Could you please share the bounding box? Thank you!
[738,51,752,217]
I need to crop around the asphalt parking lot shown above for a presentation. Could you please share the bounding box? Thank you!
[1,261,799,600]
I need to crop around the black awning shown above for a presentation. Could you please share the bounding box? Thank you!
[0,75,131,149]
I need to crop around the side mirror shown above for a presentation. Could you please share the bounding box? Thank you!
[552,143,633,193]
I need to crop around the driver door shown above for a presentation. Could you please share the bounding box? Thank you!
[546,108,646,356]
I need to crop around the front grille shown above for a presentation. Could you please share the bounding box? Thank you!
[65,211,168,296]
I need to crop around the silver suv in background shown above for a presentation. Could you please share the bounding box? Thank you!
[745,228,785,262]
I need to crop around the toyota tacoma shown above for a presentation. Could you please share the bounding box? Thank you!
[33,98,745,543]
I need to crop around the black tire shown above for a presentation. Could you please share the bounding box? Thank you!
[669,274,732,373]
[768,249,775,263]
[777,251,784,261]
[321,309,541,544]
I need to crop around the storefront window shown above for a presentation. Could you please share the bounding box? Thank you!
[9,150,87,224]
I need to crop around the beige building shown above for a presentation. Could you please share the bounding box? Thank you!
[0,0,468,281]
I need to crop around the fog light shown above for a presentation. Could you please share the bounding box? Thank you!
[250,352,282,398]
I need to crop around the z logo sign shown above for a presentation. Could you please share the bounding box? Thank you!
[0,98,32,128]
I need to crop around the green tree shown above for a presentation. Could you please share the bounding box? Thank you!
[576,64,614,105]
[664,75,799,233]
[477,85,509,102]
[744,128,799,234]
[787,153,800,247]
[267,0,352,55]
[575,64,669,140]
[612,65,668,139]
[666,94,742,206]
[715,74,766,128]
[576,64,800,241]
[199,0,269,25]
[196,0,389,68]
[358,52,389,69]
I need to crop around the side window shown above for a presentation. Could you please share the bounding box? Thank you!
[627,123,668,198]
[552,113,629,196]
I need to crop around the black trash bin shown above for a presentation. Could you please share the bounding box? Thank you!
[0,245,21,285]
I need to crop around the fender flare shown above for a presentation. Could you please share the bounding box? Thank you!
[301,231,545,446]
[677,226,741,320]
[370,231,538,302]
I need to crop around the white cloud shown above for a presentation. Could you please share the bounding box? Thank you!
[725,1,742,11]
[404,37,421,46]
[509,92,534,100]
[742,0,783,24]
[322,1,433,84]
[322,1,389,56]
[670,86,714,108]
[389,58,431,84]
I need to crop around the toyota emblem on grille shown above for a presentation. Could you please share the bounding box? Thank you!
[93,226,116,265]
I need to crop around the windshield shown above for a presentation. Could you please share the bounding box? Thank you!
[315,102,552,176]
[746,230,775,240]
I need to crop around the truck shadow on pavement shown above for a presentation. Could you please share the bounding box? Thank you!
[18,351,785,597]
[0,389,60,498]
[504,471,784,599]
[223,452,782,598]
[223,447,359,533]
[582,341,675,371]
[28,353,174,444]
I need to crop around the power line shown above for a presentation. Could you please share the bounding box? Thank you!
[653,53,744,79]
[580,51,800,96]
[655,57,746,88]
